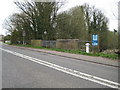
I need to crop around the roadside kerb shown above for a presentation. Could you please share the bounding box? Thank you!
[9,45,119,68]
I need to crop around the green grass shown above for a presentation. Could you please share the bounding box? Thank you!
[12,44,118,60]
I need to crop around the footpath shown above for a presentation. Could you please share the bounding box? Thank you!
[10,45,119,68]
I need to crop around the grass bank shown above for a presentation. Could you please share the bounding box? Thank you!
[12,44,118,60]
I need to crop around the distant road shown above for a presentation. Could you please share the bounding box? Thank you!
[1,43,119,88]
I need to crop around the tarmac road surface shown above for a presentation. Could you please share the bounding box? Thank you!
[1,43,119,88]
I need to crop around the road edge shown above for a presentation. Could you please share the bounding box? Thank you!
[5,44,119,68]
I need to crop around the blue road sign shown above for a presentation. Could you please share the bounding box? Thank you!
[92,34,98,46]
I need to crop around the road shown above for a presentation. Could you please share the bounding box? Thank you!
[1,43,119,88]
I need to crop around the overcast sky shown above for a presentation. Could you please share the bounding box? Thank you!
[0,0,119,35]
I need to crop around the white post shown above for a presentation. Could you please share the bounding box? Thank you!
[86,43,90,53]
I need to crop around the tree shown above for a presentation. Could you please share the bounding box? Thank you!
[56,6,87,40]
[56,12,72,39]
[14,1,63,40]
[69,6,87,40]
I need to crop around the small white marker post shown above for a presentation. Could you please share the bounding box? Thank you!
[85,43,90,53]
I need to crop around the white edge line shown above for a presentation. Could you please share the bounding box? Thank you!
[0,48,119,89]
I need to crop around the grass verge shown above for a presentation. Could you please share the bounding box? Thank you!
[12,44,118,60]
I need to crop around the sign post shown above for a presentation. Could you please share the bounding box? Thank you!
[92,34,99,53]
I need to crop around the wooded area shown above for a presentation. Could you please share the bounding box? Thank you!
[3,1,118,52]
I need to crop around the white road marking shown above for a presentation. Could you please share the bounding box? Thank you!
[1,48,119,88]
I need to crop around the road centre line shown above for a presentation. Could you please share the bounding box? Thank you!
[1,48,119,88]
